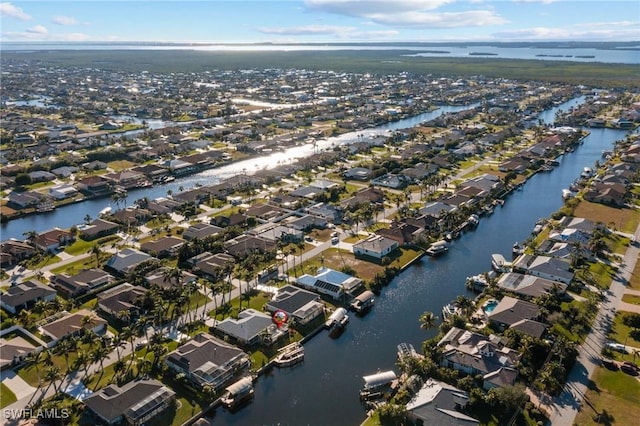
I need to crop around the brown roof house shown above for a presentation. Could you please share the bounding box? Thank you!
[51,269,114,298]
[140,236,185,258]
[165,332,250,391]
[34,228,75,253]
[84,379,175,426]
[487,296,542,331]
[40,309,107,346]
[97,283,147,320]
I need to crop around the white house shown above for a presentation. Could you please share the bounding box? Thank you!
[353,235,399,261]
[297,267,363,300]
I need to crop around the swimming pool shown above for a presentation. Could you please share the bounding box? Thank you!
[483,299,498,314]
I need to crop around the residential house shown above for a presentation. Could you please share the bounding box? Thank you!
[40,309,107,345]
[0,335,37,370]
[305,202,342,224]
[487,296,541,331]
[34,228,75,253]
[97,283,147,320]
[343,167,372,181]
[438,327,520,390]
[405,379,479,426]
[105,248,154,275]
[583,182,626,207]
[285,214,328,231]
[371,173,407,189]
[250,223,304,244]
[48,184,78,200]
[353,235,399,262]
[140,236,185,258]
[340,187,385,211]
[497,272,567,300]
[512,254,574,284]
[0,280,57,314]
[103,170,150,190]
[182,223,223,241]
[84,379,175,426]
[192,252,236,279]
[297,267,363,300]
[76,175,113,196]
[0,240,35,267]
[111,208,152,227]
[51,269,114,298]
[79,218,121,240]
[225,235,277,258]
[165,332,250,391]
[265,285,325,325]
[214,308,285,346]
[145,267,197,290]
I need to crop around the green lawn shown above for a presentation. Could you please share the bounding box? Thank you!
[50,254,106,275]
[574,366,640,426]
[621,294,640,305]
[608,310,640,349]
[23,253,61,270]
[64,235,119,256]
[629,259,640,290]
[0,382,17,408]
[588,262,617,289]
[107,160,137,171]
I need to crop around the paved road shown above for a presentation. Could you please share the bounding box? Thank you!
[545,222,640,426]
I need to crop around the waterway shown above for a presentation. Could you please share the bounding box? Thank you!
[205,103,631,425]
[2,104,475,240]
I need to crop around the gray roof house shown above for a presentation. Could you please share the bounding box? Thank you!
[497,272,568,299]
[438,327,520,390]
[40,309,107,346]
[84,379,175,426]
[487,296,541,331]
[97,283,147,319]
[512,254,574,284]
[51,269,114,298]
[165,332,250,391]
[353,235,399,261]
[214,308,285,346]
[105,248,154,275]
[265,285,325,325]
[0,280,57,314]
[296,267,363,300]
[406,379,479,426]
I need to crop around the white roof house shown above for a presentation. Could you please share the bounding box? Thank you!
[297,267,363,300]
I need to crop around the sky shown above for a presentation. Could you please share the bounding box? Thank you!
[1,0,639,43]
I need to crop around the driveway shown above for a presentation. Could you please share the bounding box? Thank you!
[1,369,37,400]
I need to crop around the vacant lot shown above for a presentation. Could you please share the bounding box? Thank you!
[574,366,640,426]
[573,201,640,234]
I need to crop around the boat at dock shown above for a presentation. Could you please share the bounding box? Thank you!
[491,253,511,272]
[349,290,375,314]
[221,376,254,410]
[512,241,524,257]
[426,240,449,256]
[325,307,349,336]
[397,343,418,360]
[360,370,397,401]
[465,273,490,291]
[442,303,462,321]
[273,342,305,368]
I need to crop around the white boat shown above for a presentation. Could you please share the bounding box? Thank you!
[562,189,575,200]
[99,206,112,216]
[426,240,448,256]
[350,290,375,314]
[466,274,489,291]
[273,342,304,368]
[221,377,254,409]
[397,343,418,359]
[442,303,461,321]
[325,307,349,329]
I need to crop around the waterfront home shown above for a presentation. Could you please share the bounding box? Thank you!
[0,334,37,370]
[131,163,169,182]
[140,236,185,258]
[79,218,121,240]
[438,327,520,390]
[405,378,479,425]
[558,216,601,234]
[353,235,399,262]
[51,269,114,298]
[105,248,154,275]
[214,308,285,346]
[376,218,433,246]
[165,332,250,391]
[496,272,567,300]
[549,227,590,245]
[583,182,626,207]
[0,280,57,314]
[34,228,75,253]
[75,175,113,197]
[0,239,35,266]
[487,296,541,331]
[419,201,456,219]
[512,254,574,284]
[84,379,176,426]
[103,170,150,190]
[40,309,107,345]
[536,240,574,260]
[111,207,152,227]
[48,184,78,200]
[96,283,147,320]
[297,267,363,300]
[265,285,325,325]
[7,191,45,209]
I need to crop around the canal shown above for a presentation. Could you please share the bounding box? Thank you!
[206,107,631,424]
[2,104,475,240]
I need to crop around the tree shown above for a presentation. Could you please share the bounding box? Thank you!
[44,366,62,395]
[419,311,438,331]
[15,173,32,186]
[84,214,93,225]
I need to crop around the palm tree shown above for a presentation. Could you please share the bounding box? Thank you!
[162,266,183,287]
[84,214,93,225]
[454,295,474,317]
[419,311,438,331]
[44,366,62,395]
[91,244,102,266]
[23,230,37,246]
[26,350,43,388]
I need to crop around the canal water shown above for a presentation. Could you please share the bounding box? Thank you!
[2,104,475,240]
[205,106,631,424]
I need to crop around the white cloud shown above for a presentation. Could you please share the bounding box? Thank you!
[513,0,557,4]
[258,24,398,40]
[0,2,31,20]
[304,0,505,29]
[305,0,453,17]
[26,25,48,34]
[368,10,507,28]
[52,15,78,26]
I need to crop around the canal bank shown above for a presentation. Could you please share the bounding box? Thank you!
[203,126,631,424]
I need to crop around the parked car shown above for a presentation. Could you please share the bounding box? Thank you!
[620,362,639,376]
[600,357,618,370]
